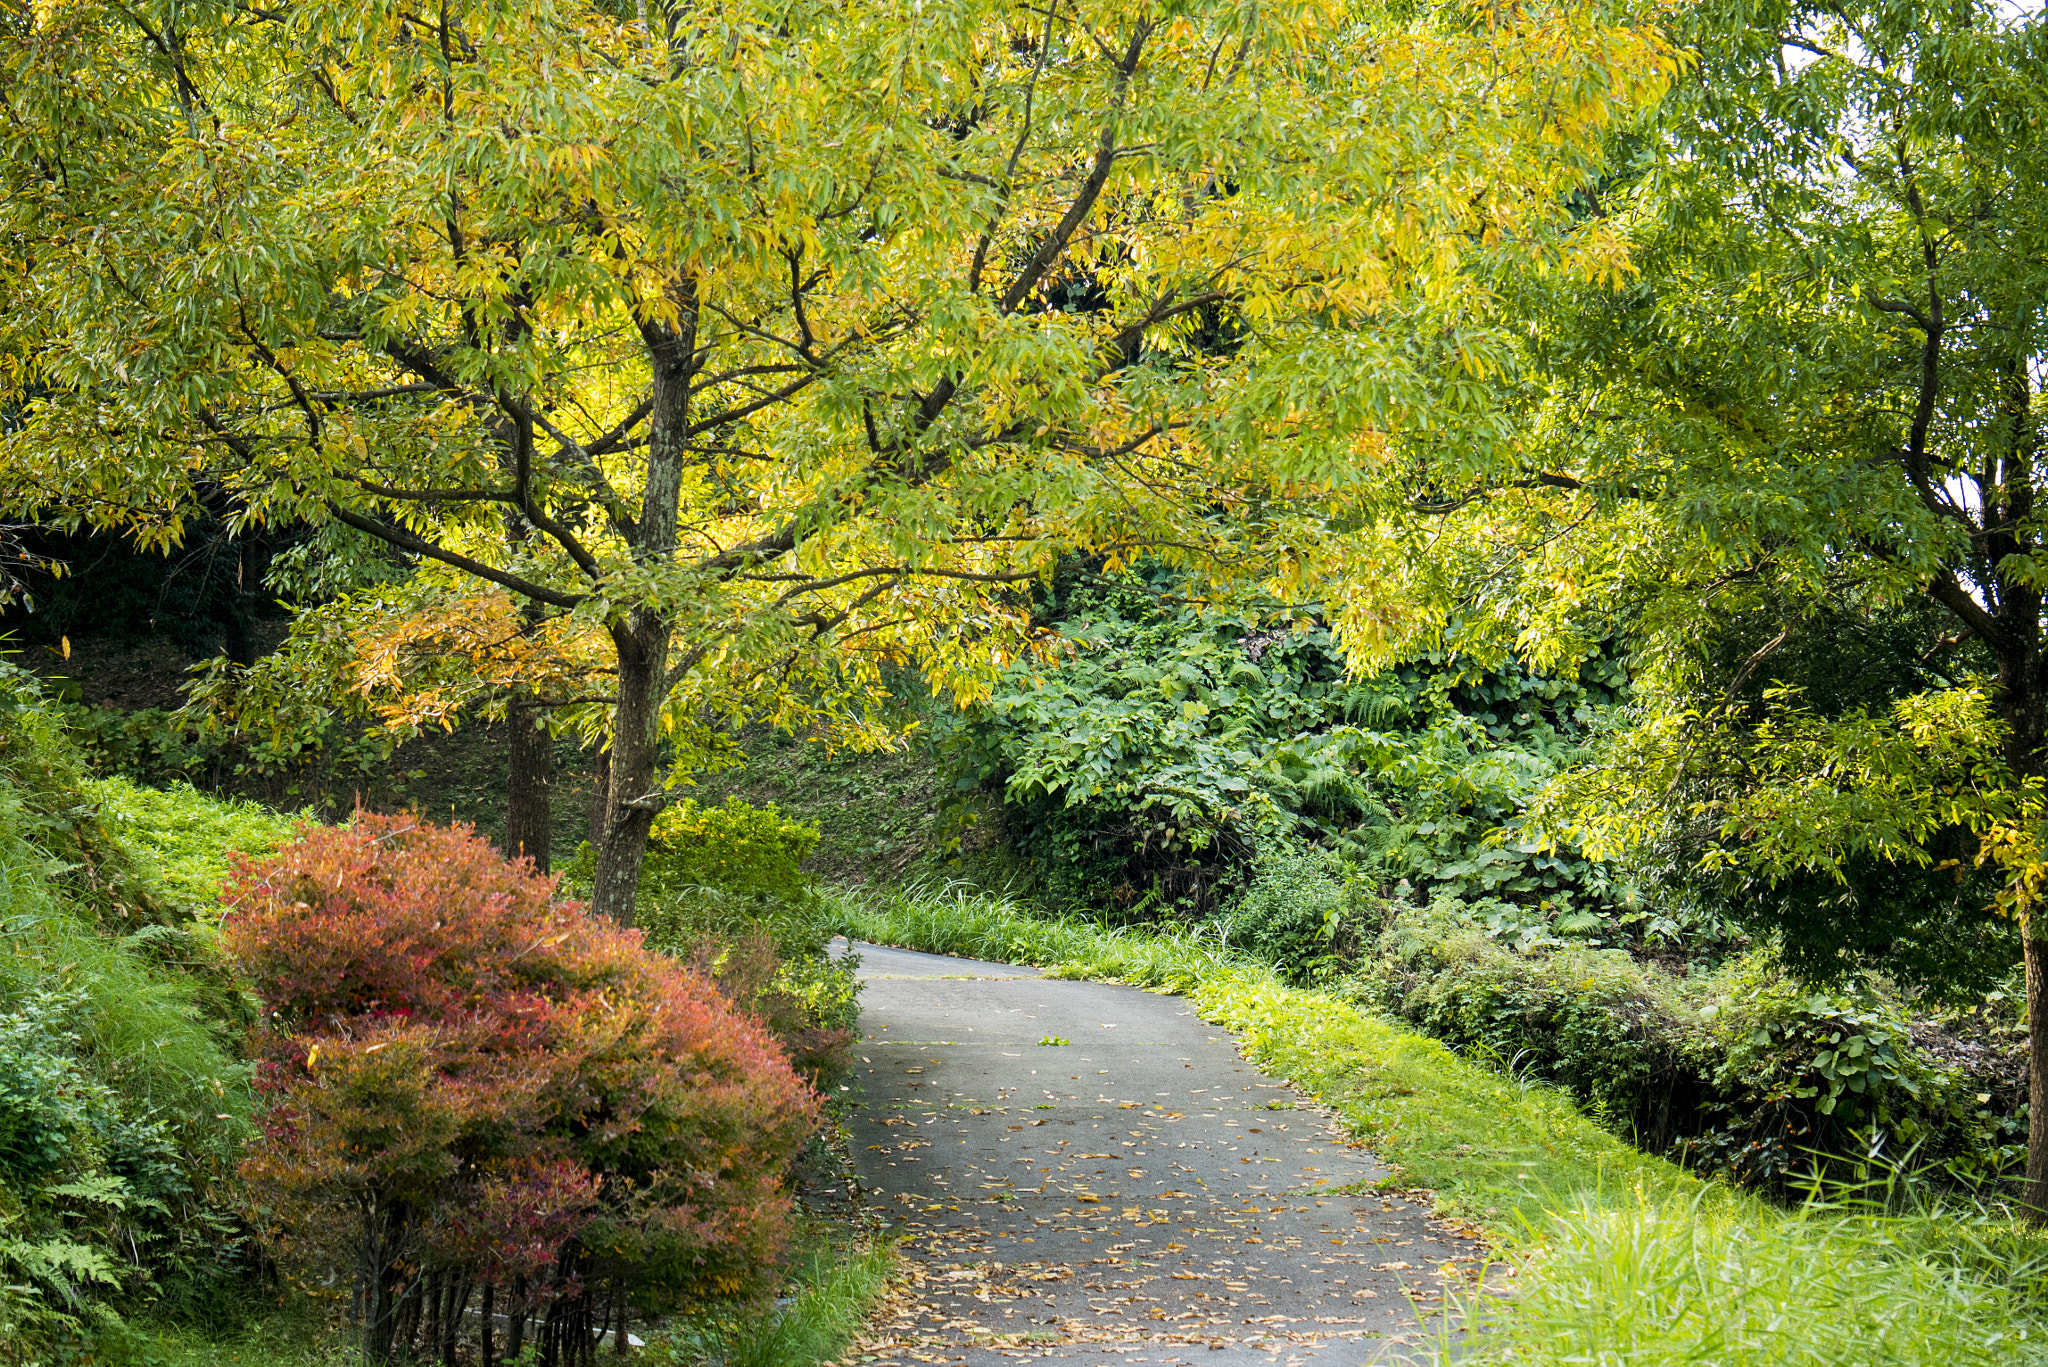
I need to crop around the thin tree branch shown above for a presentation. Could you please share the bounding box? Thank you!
[325,503,584,609]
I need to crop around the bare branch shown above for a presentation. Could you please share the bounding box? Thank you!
[325,502,583,610]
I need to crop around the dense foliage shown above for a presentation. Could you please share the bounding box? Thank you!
[223,816,820,1366]
[1359,898,2025,1189]
[949,576,1633,933]
[947,576,2031,1192]
[641,798,822,906]
[1322,0,2048,1203]
[0,669,255,1361]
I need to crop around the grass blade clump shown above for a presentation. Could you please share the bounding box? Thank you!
[720,1241,895,1367]
[639,1238,894,1367]
[1482,1194,2048,1366]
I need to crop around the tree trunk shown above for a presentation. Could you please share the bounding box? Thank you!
[1996,644,2048,1221]
[480,1281,494,1367]
[419,1270,439,1360]
[586,746,612,848]
[2027,923,2048,1218]
[506,693,554,871]
[589,610,668,928]
[360,1202,409,1365]
[505,1275,528,1363]
[441,1277,470,1366]
[589,283,697,928]
[396,1270,423,1360]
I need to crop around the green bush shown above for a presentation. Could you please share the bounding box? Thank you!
[646,795,821,902]
[946,570,1644,938]
[1688,973,2025,1188]
[1356,898,2026,1191]
[1358,898,1709,1144]
[1225,841,1369,983]
[59,705,219,786]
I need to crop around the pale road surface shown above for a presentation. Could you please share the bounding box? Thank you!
[829,941,1483,1367]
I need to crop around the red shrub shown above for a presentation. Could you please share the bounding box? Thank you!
[222,815,819,1365]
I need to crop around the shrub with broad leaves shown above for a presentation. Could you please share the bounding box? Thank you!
[223,814,819,1366]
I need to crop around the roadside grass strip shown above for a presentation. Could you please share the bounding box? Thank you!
[647,1238,896,1367]
[833,879,2048,1366]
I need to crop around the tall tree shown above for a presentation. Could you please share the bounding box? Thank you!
[0,0,1673,923]
[1308,2,2048,1205]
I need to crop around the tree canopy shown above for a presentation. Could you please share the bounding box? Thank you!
[0,0,1675,921]
[1315,0,2048,1205]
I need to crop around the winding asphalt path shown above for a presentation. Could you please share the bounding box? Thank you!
[833,941,1481,1367]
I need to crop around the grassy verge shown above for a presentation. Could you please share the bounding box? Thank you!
[655,1241,895,1367]
[831,880,2048,1367]
[132,1299,353,1367]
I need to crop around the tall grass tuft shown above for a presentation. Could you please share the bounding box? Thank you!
[639,1238,894,1367]
[720,1241,895,1367]
[1478,1191,2048,1365]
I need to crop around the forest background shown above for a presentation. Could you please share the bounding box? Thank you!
[2,0,2047,1363]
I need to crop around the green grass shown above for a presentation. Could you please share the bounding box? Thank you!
[1476,1192,2048,1366]
[831,879,2048,1367]
[642,1236,896,1367]
[85,776,303,915]
[127,1297,354,1367]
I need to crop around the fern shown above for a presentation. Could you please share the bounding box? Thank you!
[0,1237,121,1303]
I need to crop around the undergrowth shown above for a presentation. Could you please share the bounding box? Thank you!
[0,668,256,1360]
[831,879,2048,1367]
[641,1237,894,1367]
[85,776,302,917]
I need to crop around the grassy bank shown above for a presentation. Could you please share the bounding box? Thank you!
[831,880,2048,1366]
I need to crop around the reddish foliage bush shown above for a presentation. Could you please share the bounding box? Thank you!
[223,815,819,1365]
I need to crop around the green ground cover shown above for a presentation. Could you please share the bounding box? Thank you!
[833,880,2048,1366]
[85,777,303,915]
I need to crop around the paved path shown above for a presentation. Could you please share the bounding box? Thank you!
[834,941,1482,1367]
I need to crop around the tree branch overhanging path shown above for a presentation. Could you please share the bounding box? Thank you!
[0,0,1675,923]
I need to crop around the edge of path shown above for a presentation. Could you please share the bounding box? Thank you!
[823,894,2048,1367]
[828,898,1752,1242]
